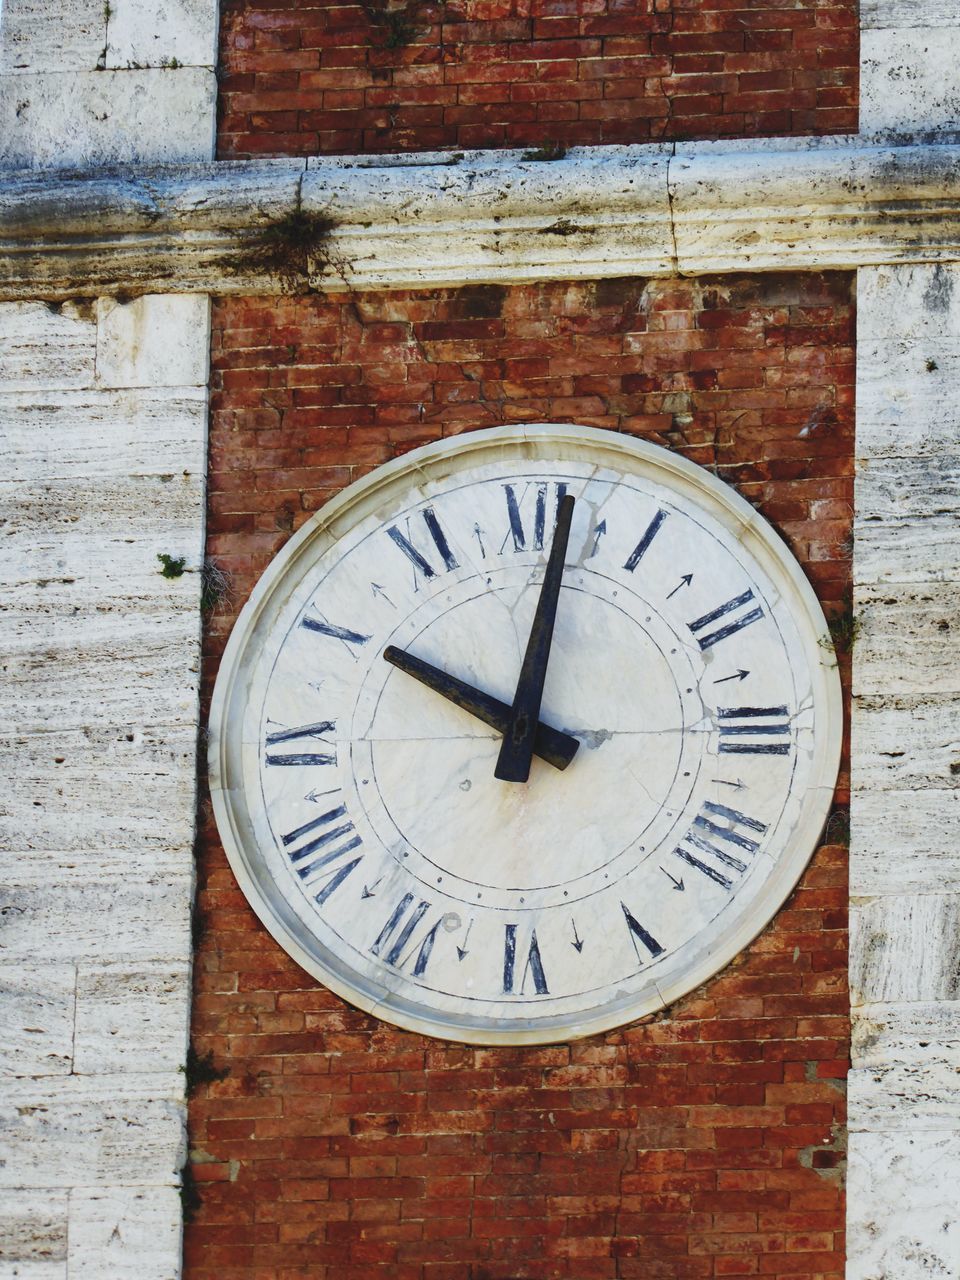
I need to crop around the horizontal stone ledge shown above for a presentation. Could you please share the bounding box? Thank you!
[5,136,960,298]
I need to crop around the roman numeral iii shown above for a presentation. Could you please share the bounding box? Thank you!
[718,706,792,755]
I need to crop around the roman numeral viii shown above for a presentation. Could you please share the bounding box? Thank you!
[688,589,764,651]
[674,801,767,892]
[386,507,459,586]
[281,802,363,906]
[718,706,792,755]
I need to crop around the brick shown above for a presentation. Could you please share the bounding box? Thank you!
[191,271,852,1279]
[216,0,857,157]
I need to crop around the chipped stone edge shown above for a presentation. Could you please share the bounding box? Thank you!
[6,137,960,300]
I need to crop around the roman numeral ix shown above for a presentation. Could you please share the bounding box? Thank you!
[265,720,336,767]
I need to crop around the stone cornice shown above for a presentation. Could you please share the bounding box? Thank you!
[3,136,960,299]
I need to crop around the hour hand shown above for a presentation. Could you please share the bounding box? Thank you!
[383,645,579,771]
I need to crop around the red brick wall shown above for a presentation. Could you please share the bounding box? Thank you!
[217,0,858,157]
[188,272,852,1280]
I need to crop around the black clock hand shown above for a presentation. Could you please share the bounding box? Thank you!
[495,493,575,783]
[383,645,579,771]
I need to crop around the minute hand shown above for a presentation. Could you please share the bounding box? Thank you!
[495,493,576,783]
[383,646,579,771]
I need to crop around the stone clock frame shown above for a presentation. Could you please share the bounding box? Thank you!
[208,423,843,1046]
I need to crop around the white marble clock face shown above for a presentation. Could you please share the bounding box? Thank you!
[209,425,842,1045]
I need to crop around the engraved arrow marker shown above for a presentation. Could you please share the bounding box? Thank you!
[587,519,607,559]
[305,787,338,804]
[371,583,395,608]
[474,523,486,558]
[361,876,383,899]
[713,777,747,790]
[457,918,474,961]
[714,669,750,684]
[571,919,584,953]
[666,574,693,600]
[661,866,685,892]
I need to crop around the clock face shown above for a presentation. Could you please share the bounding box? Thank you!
[209,425,842,1044]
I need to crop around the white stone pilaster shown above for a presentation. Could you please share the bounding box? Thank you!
[0,293,208,1277]
[849,262,960,1277]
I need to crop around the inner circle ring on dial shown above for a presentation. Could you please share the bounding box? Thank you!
[352,568,701,900]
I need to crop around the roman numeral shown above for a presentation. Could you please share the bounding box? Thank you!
[265,720,336,767]
[386,507,459,586]
[621,903,665,963]
[300,616,371,647]
[718,706,792,755]
[623,508,668,572]
[281,803,363,905]
[502,924,549,996]
[370,892,443,977]
[500,481,568,553]
[688,589,764,651]
[674,801,767,891]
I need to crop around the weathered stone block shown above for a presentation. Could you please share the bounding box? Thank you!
[862,29,960,137]
[105,0,218,69]
[0,1190,68,1279]
[96,295,210,389]
[0,965,74,1078]
[848,1130,960,1279]
[850,1001,960,1129]
[0,301,95,390]
[67,1187,182,1280]
[851,789,960,895]
[0,0,105,76]
[0,69,216,169]
[73,962,191,1075]
[0,1075,186,1188]
[851,893,960,1006]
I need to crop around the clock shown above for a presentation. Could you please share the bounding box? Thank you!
[208,424,842,1045]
